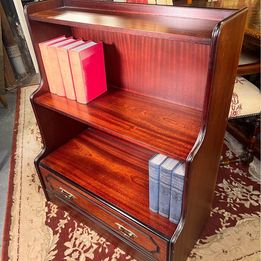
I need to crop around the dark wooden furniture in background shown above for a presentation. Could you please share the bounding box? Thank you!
[207,0,260,161]
[25,1,247,260]
[175,0,260,40]
[175,0,260,75]
[176,1,260,163]
[0,2,18,107]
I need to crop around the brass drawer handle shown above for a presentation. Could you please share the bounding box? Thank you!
[115,223,137,239]
[59,187,75,200]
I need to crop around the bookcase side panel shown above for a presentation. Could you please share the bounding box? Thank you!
[26,20,72,97]
[25,3,88,156]
[72,27,210,110]
[171,8,248,261]
[34,104,87,153]
[32,105,86,199]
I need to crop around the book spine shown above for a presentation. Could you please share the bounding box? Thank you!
[169,175,184,223]
[69,51,87,104]
[57,48,76,100]
[159,169,172,218]
[39,43,56,94]
[48,46,65,96]
[149,165,160,213]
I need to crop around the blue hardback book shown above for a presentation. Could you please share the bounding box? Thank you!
[159,158,179,218]
[149,154,168,213]
[169,163,185,223]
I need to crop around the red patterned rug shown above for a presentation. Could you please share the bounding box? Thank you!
[1,86,260,261]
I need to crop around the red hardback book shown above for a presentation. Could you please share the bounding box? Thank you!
[47,37,75,96]
[69,41,107,104]
[57,40,85,100]
[39,36,67,94]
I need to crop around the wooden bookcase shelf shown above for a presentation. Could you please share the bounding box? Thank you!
[35,89,202,160]
[28,5,221,43]
[40,128,177,238]
[26,0,247,260]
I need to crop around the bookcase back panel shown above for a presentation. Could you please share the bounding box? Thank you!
[73,27,210,110]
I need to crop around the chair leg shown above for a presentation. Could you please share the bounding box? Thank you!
[241,116,260,164]
[220,156,242,166]
[221,115,260,166]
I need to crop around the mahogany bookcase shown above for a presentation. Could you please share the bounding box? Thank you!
[25,1,247,260]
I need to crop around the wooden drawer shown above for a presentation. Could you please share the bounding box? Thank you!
[40,166,168,260]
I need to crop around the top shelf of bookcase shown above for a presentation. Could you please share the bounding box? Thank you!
[28,3,234,44]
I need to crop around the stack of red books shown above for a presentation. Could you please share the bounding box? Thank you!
[39,36,107,104]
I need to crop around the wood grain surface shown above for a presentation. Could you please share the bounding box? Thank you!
[25,1,247,260]
[35,89,202,160]
[171,7,248,261]
[73,27,211,110]
[41,167,169,260]
[173,0,260,40]
[41,128,178,238]
[29,6,219,43]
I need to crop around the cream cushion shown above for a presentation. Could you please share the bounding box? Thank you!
[229,76,261,118]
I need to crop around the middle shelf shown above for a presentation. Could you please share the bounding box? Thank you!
[35,88,202,160]
[40,128,177,238]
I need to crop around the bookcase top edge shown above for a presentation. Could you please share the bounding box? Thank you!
[28,8,221,43]
[62,0,239,20]
[26,0,240,22]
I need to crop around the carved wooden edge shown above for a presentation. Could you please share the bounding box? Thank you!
[25,2,86,139]
[24,1,64,199]
[25,1,88,198]
[170,7,248,261]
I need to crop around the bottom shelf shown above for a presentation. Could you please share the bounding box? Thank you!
[40,128,178,238]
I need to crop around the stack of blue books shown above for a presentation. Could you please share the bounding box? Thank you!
[149,154,185,224]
